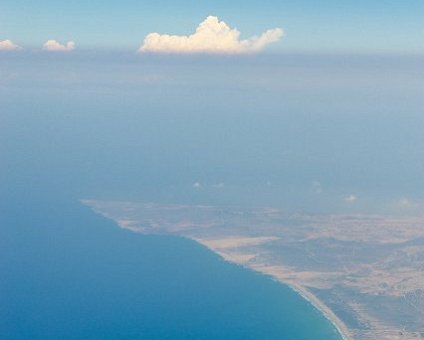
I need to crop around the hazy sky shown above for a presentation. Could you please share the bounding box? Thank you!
[1,1,423,214]
[1,52,423,214]
[1,0,423,53]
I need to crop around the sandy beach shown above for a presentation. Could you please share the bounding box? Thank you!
[283,282,352,340]
[192,237,353,340]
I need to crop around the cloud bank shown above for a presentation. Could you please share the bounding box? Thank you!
[139,16,283,54]
[43,40,75,52]
[0,40,22,51]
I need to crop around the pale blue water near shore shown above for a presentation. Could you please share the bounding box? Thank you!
[0,195,341,339]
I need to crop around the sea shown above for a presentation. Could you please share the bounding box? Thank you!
[0,193,341,339]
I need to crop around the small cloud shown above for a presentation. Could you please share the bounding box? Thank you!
[312,181,322,194]
[212,183,225,189]
[398,198,418,208]
[193,182,201,189]
[0,40,22,51]
[139,16,284,54]
[344,194,357,203]
[43,40,75,52]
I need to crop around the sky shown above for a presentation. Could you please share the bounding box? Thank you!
[1,52,423,214]
[0,1,423,215]
[1,0,423,53]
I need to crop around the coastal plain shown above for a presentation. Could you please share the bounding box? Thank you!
[84,200,424,340]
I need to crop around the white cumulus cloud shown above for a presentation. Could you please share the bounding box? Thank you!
[0,40,22,51]
[139,16,284,54]
[43,40,76,52]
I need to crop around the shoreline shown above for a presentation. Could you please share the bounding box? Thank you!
[191,238,352,340]
[105,213,353,340]
[284,282,351,340]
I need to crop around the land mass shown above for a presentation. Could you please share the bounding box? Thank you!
[84,200,424,340]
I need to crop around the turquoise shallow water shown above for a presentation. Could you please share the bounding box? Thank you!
[1,196,341,339]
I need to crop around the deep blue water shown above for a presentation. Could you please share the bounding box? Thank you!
[0,194,341,339]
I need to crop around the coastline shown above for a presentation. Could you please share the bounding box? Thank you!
[106,215,353,340]
[191,237,352,340]
[85,200,424,340]
[283,282,351,340]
